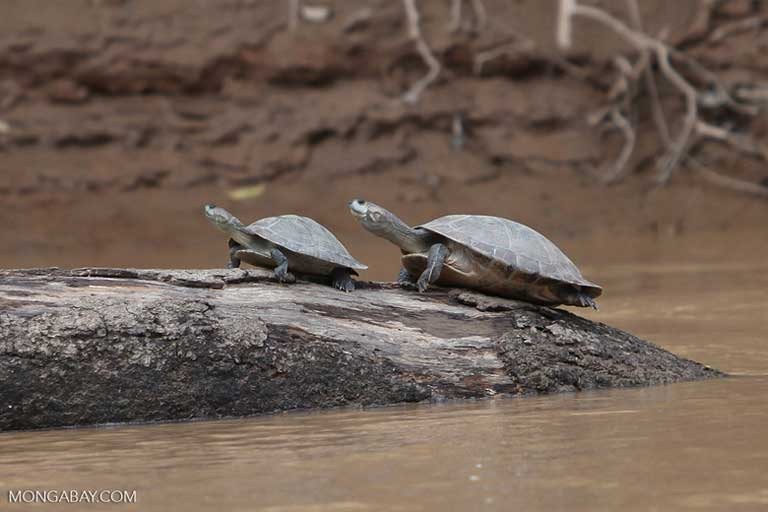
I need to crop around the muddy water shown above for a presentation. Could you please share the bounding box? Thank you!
[1,234,767,512]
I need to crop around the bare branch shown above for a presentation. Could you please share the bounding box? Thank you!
[690,158,768,198]
[448,0,462,32]
[602,108,637,183]
[402,0,441,104]
[448,0,486,33]
[557,0,576,48]
[559,1,701,184]
[624,0,672,147]
[644,68,672,147]
[473,37,535,75]
[695,121,768,160]
[470,0,487,30]
[654,44,698,184]
[670,49,760,116]
[709,15,766,44]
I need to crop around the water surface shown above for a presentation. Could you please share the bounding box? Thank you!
[1,233,767,512]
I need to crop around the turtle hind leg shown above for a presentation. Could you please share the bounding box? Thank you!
[227,239,242,269]
[554,284,598,309]
[397,267,417,288]
[270,248,296,283]
[417,243,449,293]
[331,267,355,293]
[579,294,599,310]
[571,289,599,310]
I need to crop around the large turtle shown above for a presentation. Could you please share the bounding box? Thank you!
[349,199,602,308]
[204,205,367,292]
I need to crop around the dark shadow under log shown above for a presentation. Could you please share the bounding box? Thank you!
[0,268,721,431]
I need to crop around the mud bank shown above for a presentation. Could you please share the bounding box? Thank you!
[0,0,766,274]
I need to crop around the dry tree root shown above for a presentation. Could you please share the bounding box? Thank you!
[709,15,767,44]
[558,0,767,196]
[402,0,441,104]
[448,0,486,33]
[689,157,768,198]
[472,35,534,75]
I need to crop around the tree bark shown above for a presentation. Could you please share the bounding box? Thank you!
[0,268,721,431]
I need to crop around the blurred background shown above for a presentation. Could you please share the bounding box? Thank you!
[2,3,768,511]
[1,0,766,281]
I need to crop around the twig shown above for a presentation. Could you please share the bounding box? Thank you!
[448,0,486,33]
[556,0,576,48]
[654,45,698,184]
[625,0,672,147]
[603,108,637,183]
[473,37,535,75]
[557,1,700,184]
[689,157,768,198]
[733,84,768,104]
[448,0,462,32]
[470,0,487,30]
[709,16,766,44]
[695,121,768,160]
[402,0,441,104]
[670,49,759,115]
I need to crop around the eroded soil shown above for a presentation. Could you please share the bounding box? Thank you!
[0,0,766,278]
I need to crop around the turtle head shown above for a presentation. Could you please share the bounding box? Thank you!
[203,204,242,233]
[349,199,393,233]
[349,199,431,253]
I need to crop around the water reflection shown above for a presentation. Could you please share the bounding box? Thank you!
[1,239,767,512]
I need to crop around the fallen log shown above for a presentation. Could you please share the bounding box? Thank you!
[0,268,721,431]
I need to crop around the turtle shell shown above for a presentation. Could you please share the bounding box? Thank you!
[418,215,601,293]
[243,215,367,270]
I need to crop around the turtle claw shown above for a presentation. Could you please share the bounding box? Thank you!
[273,267,296,284]
[416,276,431,293]
[334,280,354,293]
[277,272,296,284]
[331,268,355,293]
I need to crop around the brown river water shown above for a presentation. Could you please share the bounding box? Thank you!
[1,231,767,511]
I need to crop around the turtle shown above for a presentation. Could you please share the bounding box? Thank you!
[204,205,367,292]
[348,199,602,308]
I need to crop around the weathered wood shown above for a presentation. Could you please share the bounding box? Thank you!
[0,268,721,431]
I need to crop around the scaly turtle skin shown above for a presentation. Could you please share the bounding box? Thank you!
[204,205,367,292]
[349,199,602,308]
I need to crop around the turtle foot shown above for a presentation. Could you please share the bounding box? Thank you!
[273,269,296,284]
[397,268,417,289]
[333,278,355,293]
[331,268,355,293]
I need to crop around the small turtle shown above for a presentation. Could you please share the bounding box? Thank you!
[349,199,602,308]
[204,205,367,292]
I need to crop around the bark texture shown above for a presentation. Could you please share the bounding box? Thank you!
[0,267,721,431]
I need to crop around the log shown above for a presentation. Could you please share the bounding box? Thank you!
[0,268,721,431]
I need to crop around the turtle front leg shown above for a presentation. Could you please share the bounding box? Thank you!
[227,239,242,269]
[417,243,449,292]
[331,267,355,293]
[270,248,296,283]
